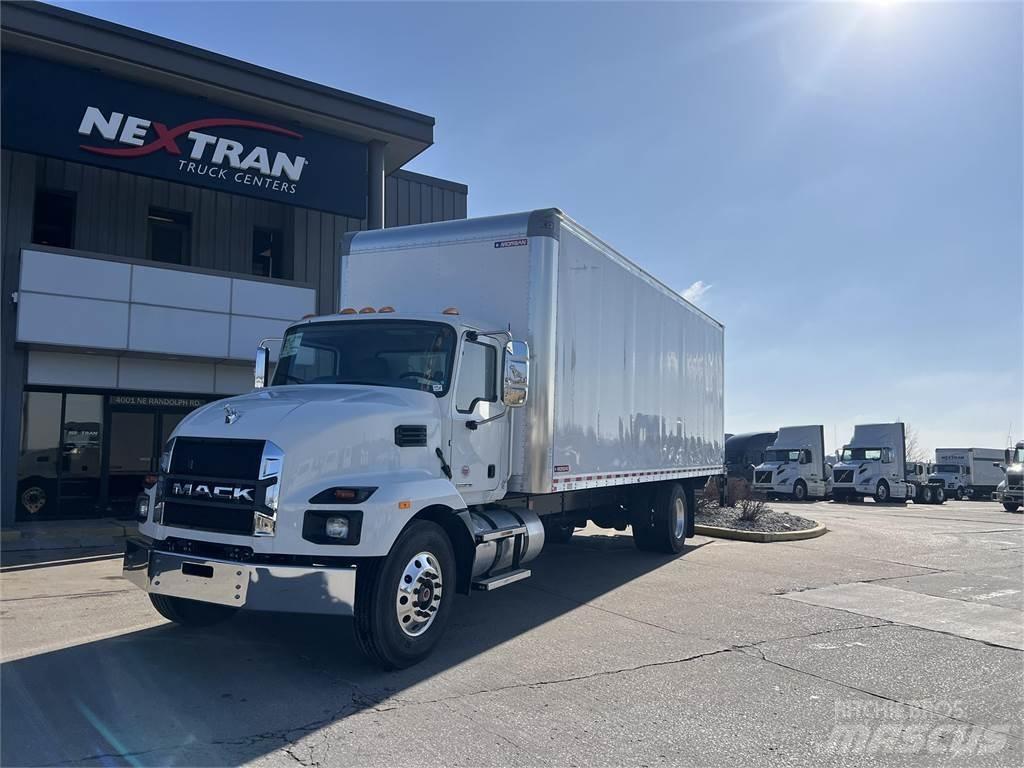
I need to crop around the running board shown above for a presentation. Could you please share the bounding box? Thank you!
[472,568,531,591]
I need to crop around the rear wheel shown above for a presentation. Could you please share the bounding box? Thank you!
[632,482,688,554]
[149,594,237,627]
[933,486,946,504]
[792,480,808,502]
[543,519,576,544]
[920,485,934,504]
[353,520,456,670]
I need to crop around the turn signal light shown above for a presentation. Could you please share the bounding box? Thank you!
[308,487,377,504]
[442,307,460,315]
[378,306,395,313]
[339,307,357,315]
[359,306,376,314]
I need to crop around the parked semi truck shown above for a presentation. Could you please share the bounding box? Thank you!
[993,441,1024,513]
[752,425,831,500]
[930,448,1005,501]
[831,422,938,503]
[906,462,945,504]
[123,209,725,668]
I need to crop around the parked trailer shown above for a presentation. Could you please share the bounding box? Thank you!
[931,448,1006,500]
[123,209,725,668]
[752,425,831,500]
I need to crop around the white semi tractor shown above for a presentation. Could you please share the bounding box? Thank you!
[930,448,1005,501]
[123,209,725,668]
[831,422,939,504]
[752,425,831,500]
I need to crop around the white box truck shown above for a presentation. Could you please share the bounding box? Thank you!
[752,425,831,500]
[930,448,1006,501]
[123,209,725,668]
[831,423,925,503]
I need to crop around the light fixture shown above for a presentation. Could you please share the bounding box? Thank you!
[325,517,350,539]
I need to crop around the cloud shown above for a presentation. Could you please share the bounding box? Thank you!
[681,280,712,305]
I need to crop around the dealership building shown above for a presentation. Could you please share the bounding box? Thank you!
[1,3,468,525]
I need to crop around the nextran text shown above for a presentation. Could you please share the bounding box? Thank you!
[77,107,307,181]
[178,160,297,194]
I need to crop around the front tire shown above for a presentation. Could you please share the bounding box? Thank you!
[1004,502,1021,513]
[149,594,237,627]
[353,520,456,670]
[874,481,890,503]
[955,487,964,501]
[793,480,808,502]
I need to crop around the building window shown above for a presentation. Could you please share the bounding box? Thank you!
[147,208,191,265]
[253,228,284,278]
[32,189,76,248]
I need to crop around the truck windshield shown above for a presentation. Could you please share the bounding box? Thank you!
[763,449,800,463]
[841,448,882,461]
[271,320,456,395]
[1013,448,1024,464]
[933,464,961,474]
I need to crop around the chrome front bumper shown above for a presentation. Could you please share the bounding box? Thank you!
[123,538,357,616]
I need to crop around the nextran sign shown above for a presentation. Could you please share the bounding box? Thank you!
[78,107,307,192]
[2,53,367,218]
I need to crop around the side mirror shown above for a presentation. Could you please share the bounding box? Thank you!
[502,340,529,407]
[254,346,270,389]
[1006,449,1012,464]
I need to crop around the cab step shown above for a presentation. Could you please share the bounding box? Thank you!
[472,568,531,591]
[474,525,527,544]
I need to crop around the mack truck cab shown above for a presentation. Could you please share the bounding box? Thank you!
[831,423,915,504]
[752,425,830,501]
[993,441,1024,513]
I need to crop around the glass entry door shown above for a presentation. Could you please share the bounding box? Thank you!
[106,410,189,516]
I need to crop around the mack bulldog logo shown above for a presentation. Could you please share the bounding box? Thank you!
[78,107,307,193]
[171,482,255,503]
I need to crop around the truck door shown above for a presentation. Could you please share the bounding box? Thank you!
[448,335,504,500]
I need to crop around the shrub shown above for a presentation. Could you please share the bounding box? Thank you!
[737,497,769,522]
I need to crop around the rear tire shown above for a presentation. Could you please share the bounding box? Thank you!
[933,486,946,504]
[633,482,688,554]
[149,594,237,627]
[920,485,934,504]
[793,480,807,502]
[353,520,456,670]
[543,519,575,544]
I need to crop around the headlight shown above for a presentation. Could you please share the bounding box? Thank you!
[325,517,350,539]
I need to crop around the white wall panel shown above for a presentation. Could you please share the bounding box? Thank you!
[118,357,216,393]
[27,350,118,388]
[129,305,229,358]
[132,265,231,313]
[17,292,129,349]
[19,249,131,301]
[232,279,314,321]
[215,363,254,395]
[228,317,288,361]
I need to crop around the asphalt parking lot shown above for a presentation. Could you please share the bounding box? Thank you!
[2,499,1021,767]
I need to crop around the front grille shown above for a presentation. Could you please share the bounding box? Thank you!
[754,470,773,484]
[170,437,264,481]
[1008,472,1023,491]
[162,438,272,536]
[834,469,854,484]
[162,501,256,535]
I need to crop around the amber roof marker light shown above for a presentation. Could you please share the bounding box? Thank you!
[442,307,460,315]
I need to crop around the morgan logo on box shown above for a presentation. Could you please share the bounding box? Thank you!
[77,106,307,192]
[494,238,528,249]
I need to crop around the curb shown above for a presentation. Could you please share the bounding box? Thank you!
[694,522,827,543]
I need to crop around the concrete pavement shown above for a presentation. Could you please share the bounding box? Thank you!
[1,499,1021,766]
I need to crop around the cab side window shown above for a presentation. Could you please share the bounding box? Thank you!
[455,341,497,414]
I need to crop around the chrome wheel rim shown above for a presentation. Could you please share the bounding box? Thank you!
[672,496,686,539]
[395,551,443,637]
[878,484,888,500]
[794,483,805,500]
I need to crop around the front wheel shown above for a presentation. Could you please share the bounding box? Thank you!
[874,481,890,503]
[792,480,807,502]
[353,520,456,670]
[1004,502,1021,513]
[149,594,237,627]
[955,487,964,501]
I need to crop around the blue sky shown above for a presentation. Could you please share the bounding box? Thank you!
[56,1,1022,454]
